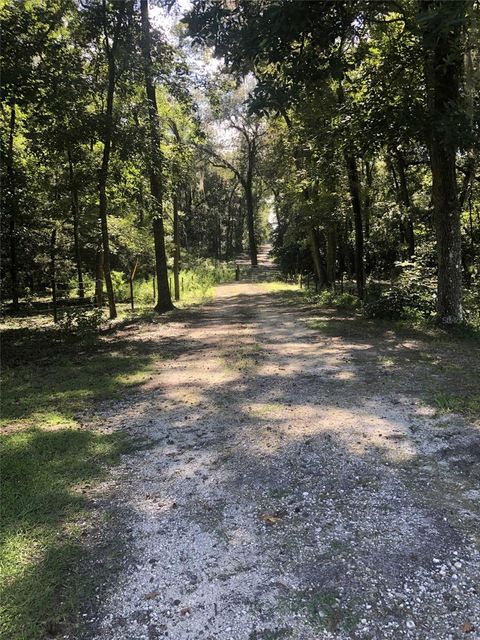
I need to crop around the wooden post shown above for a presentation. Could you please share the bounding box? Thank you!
[235,265,240,281]
[130,277,134,310]
[130,260,139,311]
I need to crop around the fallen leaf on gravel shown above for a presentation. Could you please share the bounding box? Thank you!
[261,514,282,525]
[461,620,475,633]
[144,591,159,600]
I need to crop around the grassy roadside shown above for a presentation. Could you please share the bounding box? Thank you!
[0,321,157,640]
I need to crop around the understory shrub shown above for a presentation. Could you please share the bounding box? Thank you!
[58,307,105,337]
[364,254,437,320]
[306,290,361,313]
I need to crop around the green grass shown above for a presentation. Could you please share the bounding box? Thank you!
[289,589,360,633]
[0,325,157,639]
[434,391,480,417]
[2,350,153,429]
[0,427,134,640]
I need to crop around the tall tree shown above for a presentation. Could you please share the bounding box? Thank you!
[420,0,467,324]
[140,0,173,312]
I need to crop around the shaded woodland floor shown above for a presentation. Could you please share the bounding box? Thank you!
[69,282,479,640]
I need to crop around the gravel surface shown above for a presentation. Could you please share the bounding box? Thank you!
[75,282,479,640]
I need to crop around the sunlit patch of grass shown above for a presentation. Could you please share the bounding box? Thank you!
[1,351,153,431]
[263,282,300,293]
[0,323,161,639]
[0,426,134,640]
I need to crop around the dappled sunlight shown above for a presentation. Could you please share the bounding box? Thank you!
[8,282,476,640]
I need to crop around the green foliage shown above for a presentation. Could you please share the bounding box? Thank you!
[306,290,361,314]
[179,260,235,303]
[58,308,105,338]
[110,271,130,303]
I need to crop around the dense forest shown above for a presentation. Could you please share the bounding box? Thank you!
[1,0,479,327]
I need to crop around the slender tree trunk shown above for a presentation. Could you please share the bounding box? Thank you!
[95,247,104,307]
[234,204,245,255]
[421,0,464,324]
[326,224,336,288]
[50,228,58,323]
[363,160,372,241]
[7,101,19,310]
[67,149,85,300]
[245,171,258,267]
[173,194,180,302]
[140,0,173,312]
[98,0,119,320]
[308,225,326,286]
[395,152,415,257]
[344,149,365,299]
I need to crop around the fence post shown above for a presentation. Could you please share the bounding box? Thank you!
[130,276,134,310]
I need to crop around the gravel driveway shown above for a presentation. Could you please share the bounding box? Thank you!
[80,283,480,640]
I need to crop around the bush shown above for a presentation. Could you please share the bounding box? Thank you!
[364,253,437,320]
[58,307,105,337]
[306,289,361,313]
[111,271,130,302]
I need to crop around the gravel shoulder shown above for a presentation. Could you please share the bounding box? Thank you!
[77,283,480,640]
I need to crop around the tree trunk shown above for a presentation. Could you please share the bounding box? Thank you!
[395,152,415,257]
[7,101,19,310]
[344,149,365,299]
[308,225,326,286]
[363,160,372,241]
[245,173,258,267]
[98,0,119,320]
[50,228,58,323]
[421,0,464,324]
[326,225,336,288]
[67,149,84,300]
[140,0,173,313]
[173,194,180,302]
[95,247,104,307]
[234,204,245,255]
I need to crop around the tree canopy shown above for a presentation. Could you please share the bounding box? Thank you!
[1,0,479,326]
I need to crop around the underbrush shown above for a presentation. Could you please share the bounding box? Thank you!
[108,259,235,307]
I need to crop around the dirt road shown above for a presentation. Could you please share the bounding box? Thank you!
[82,283,480,640]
